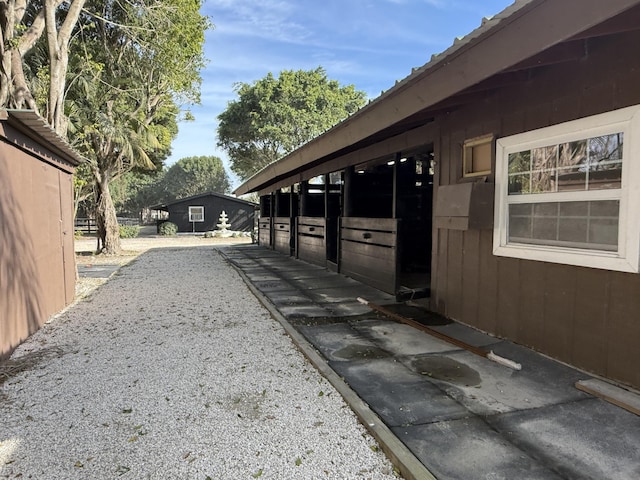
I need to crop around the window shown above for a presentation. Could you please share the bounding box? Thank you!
[493,105,640,273]
[463,134,493,177]
[188,206,204,222]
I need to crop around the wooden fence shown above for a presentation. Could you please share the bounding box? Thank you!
[74,217,139,234]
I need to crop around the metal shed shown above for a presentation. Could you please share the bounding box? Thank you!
[0,109,84,359]
[235,0,640,390]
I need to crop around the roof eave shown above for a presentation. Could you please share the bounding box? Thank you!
[234,0,640,196]
[1,109,85,166]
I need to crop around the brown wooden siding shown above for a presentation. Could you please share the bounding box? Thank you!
[297,216,326,267]
[432,30,640,388]
[340,217,398,294]
[0,134,76,358]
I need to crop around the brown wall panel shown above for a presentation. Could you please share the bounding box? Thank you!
[571,268,610,374]
[516,260,546,349]
[445,230,463,321]
[340,240,396,294]
[606,274,640,388]
[540,265,576,361]
[472,207,498,334]
[0,141,76,358]
[461,229,480,325]
[433,30,640,388]
[495,257,520,341]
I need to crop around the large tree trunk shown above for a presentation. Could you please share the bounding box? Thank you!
[95,174,121,255]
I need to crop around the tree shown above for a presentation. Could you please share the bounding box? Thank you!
[2,1,209,255]
[217,67,367,180]
[162,156,231,201]
[111,169,166,219]
[0,0,87,134]
[65,0,209,254]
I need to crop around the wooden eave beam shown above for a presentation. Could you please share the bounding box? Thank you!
[257,122,437,196]
[503,40,586,73]
[568,4,640,40]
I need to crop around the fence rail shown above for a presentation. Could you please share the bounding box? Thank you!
[74,217,139,234]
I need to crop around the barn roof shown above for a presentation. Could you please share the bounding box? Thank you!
[234,0,640,195]
[0,109,85,166]
[150,191,257,211]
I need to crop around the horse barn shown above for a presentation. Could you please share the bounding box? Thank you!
[235,0,640,390]
[0,110,83,358]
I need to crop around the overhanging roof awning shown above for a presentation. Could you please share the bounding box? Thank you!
[234,0,640,196]
[0,109,85,166]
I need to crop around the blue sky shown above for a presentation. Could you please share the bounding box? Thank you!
[167,0,514,187]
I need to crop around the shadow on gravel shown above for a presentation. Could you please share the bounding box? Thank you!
[0,347,65,387]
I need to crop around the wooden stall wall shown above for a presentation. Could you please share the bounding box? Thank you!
[431,30,640,389]
[340,217,398,294]
[297,216,326,267]
[273,217,292,255]
[258,217,271,246]
[0,140,75,358]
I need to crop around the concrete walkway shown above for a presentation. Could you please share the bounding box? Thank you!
[221,244,640,480]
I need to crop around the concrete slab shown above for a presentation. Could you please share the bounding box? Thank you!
[289,275,361,290]
[393,417,563,480]
[77,264,120,278]
[395,348,589,415]
[306,285,372,304]
[487,398,640,480]
[329,357,469,427]
[267,291,314,307]
[296,323,372,361]
[251,279,292,293]
[353,319,459,356]
[278,303,335,319]
[324,301,374,317]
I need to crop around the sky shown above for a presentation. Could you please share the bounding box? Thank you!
[166,0,515,188]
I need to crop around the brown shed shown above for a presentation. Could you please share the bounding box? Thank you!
[236,0,640,390]
[0,109,83,359]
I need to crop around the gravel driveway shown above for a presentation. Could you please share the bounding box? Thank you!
[0,246,399,479]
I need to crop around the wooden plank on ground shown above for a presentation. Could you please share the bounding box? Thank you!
[575,379,640,416]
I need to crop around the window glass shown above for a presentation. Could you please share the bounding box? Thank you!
[508,201,619,251]
[507,133,623,194]
[495,105,640,272]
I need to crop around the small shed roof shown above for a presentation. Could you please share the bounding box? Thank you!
[0,109,85,167]
[150,191,257,211]
[234,0,640,195]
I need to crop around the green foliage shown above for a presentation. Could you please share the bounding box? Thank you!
[62,0,210,254]
[111,170,166,217]
[162,156,231,201]
[119,225,140,238]
[217,67,367,180]
[158,222,178,236]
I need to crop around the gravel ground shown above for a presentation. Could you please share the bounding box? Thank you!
[0,246,399,479]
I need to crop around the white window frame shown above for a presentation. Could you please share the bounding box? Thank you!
[493,104,640,273]
[188,206,205,223]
